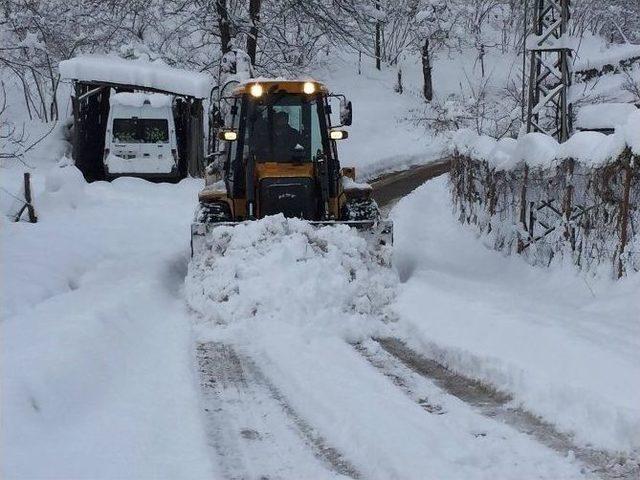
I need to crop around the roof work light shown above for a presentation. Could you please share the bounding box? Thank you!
[303,81,316,94]
[249,83,263,98]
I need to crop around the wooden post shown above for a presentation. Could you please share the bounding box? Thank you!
[517,165,529,253]
[563,158,575,250]
[617,154,633,278]
[14,172,37,223]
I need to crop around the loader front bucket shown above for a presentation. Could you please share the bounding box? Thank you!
[190,219,393,258]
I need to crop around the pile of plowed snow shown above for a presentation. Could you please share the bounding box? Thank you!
[185,215,397,340]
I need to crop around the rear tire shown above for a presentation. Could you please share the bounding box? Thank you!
[196,201,232,223]
[342,197,380,222]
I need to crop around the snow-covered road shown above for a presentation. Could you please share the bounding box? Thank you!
[184,206,590,479]
[3,164,638,479]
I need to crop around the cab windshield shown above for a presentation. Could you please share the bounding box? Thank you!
[245,94,324,163]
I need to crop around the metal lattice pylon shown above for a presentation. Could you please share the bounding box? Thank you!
[526,0,572,142]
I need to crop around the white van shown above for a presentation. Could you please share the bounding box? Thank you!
[104,92,179,178]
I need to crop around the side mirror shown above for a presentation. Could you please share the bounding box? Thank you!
[217,130,238,141]
[329,129,349,140]
[340,99,353,126]
[341,167,356,180]
[205,160,222,176]
[210,105,223,129]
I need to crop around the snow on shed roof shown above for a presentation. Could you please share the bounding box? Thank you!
[59,55,214,99]
[576,103,638,130]
[574,43,640,72]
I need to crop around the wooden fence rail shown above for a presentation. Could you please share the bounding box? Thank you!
[450,150,639,277]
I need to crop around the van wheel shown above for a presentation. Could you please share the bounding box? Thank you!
[342,197,380,222]
[196,202,232,223]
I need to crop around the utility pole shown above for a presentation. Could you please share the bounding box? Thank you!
[526,0,572,142]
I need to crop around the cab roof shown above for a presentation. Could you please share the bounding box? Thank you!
[232,78,329,96]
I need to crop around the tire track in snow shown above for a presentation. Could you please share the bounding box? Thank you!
[197,342,360,480]
[370,337,639,480]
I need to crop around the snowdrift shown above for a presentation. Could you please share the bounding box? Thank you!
[186,215,396,340]
[2,165,213,479]
[393,177,640,456]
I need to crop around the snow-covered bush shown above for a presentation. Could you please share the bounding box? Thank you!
[449,118,640,278]
[410,77,522,138]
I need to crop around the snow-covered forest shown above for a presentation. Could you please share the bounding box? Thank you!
[2,0,639,479]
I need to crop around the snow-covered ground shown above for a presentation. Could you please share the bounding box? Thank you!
[1,171,217,479]
[4,158,637,478]
[3,45,639,479]
[313,55,447,180]
[392,177,640,456]
[186,215,587,479]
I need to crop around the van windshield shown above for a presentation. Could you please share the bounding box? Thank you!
[113,118,169,143]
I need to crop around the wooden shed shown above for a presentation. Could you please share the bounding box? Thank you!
[60,55,213,182]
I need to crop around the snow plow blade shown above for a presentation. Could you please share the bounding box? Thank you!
[190,219,393,257]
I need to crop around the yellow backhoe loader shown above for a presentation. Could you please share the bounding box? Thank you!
[191,79,392,255]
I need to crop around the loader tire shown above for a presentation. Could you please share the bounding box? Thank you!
[342,197,380,222]
[196,201,232,223]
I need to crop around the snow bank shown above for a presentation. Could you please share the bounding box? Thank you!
[392,177,640,455]
[105,154,176,174]
[59,55,213,98]
[313,54,447,180]
[574,42,640,72]
[622,110,640,156]
[39,162,88,212]
[576,103,638,130]
[513,132,559,168]
[2,167,214,478]
[186,215,396,341]
[453,108,639,169]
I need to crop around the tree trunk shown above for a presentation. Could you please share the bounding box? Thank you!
[394,66,403,94]
[422,38,433,101]
[247,0,262,66]
[375,0,381,70]
[216,0,232,54]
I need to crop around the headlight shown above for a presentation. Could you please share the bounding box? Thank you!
[218,130,238,141]
[329,130,348,140]
[250,83,263,97]
[303,81,316,94]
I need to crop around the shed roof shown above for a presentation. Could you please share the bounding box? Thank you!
[60,55,214,99]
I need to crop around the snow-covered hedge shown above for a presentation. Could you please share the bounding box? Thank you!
[449,113,640,277]
[574,43,640,83]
